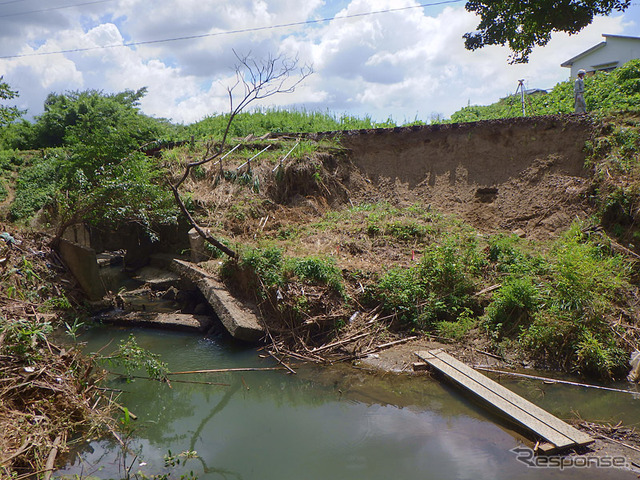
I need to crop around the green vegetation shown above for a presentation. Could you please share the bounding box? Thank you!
[187,108,396,140]
[451,59,640,122]
[101,334,170,381]
[485,223,631,378]
[0,76,21,127]
[3,89,178,240]
[222,246,344,299]
[1,67,640,393]
[368,233,482,329]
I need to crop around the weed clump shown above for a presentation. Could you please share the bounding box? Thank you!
[367,234,483,329]
[485,222,632,378]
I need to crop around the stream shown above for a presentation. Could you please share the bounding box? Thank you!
[54,325,639,480]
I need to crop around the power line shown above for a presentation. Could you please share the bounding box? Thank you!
[0,0,464,59]
[0,0,30,5]
[0,0,115,18]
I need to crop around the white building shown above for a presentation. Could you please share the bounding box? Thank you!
[561,34,640,78]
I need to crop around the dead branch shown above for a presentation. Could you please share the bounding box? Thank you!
[475,367,639,394]
[168,50,313,259]
[167,367,287,375]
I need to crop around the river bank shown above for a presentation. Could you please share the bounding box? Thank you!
[357,336,640,471]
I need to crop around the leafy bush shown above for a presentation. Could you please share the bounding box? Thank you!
[370,236,482,328]
[574,330,628,379]
[548,224,627,315]
[487,234,546,275]
[284,256,344,294]
[237,246,284,289]
[503,221,633,378]
[10,150,64,220]
[436,308,477,340]
[484,276,541,337]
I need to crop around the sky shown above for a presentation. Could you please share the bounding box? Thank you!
[1,0,639,125]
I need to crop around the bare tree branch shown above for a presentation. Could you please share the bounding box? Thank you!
[169,51,313,259]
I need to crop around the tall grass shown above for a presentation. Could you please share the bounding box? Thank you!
[187,107,398,140]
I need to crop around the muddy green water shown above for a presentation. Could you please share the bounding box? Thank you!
[55,326,638,480]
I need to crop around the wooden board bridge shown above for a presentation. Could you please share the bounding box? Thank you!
[415,349,593,452]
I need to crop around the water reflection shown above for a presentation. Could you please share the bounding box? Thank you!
[56,327,636,480]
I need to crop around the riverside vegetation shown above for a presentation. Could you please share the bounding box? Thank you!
[1,59,640,476]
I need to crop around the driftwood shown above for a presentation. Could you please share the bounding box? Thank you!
[43,433,65,480]
[580,421,640,453]
[366,336,417,352]
[267,350,297,375]
[168,367,287,375]
[475,367,639,395]
[310,331,372,354]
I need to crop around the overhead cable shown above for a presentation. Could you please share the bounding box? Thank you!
[0,0,115,18]
[0,0,464,59]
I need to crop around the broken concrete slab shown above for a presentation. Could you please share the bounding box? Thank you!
[99,311,213,332]
[171,259,265,342]
[133,266,182,290]
[58,239,106,301]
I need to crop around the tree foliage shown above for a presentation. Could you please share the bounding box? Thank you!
[464,0,631,63]
[31,88,170,149]
[0,76,22,126]
[9,88,177,240]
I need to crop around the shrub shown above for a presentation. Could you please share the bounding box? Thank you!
[285,256,344,294]
[574,330,628,379]
[548,224,628,316]
[436,308,477,340]
[370,236,482,329]
[484,276,541,337]
[10,150,64,220]
[227,246,284,290]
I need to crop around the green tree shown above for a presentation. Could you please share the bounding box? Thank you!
[464,0,631,63]
[32,88,167,149]
[0,76,22,126]
[51,89,176,241]
[9,88,177,241]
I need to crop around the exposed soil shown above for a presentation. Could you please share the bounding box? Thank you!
[185,115,597,275]
[334,115,594,240]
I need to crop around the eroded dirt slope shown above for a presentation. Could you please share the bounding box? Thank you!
[334,115,595,240]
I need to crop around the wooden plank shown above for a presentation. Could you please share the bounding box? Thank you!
[416,349,593,449]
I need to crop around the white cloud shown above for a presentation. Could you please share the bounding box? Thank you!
[0,0,638,124]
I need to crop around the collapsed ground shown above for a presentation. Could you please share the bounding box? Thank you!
[164,114,640,380]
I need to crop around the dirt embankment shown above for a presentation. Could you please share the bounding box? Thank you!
[342,116,593,238]
[332,115,595,240]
